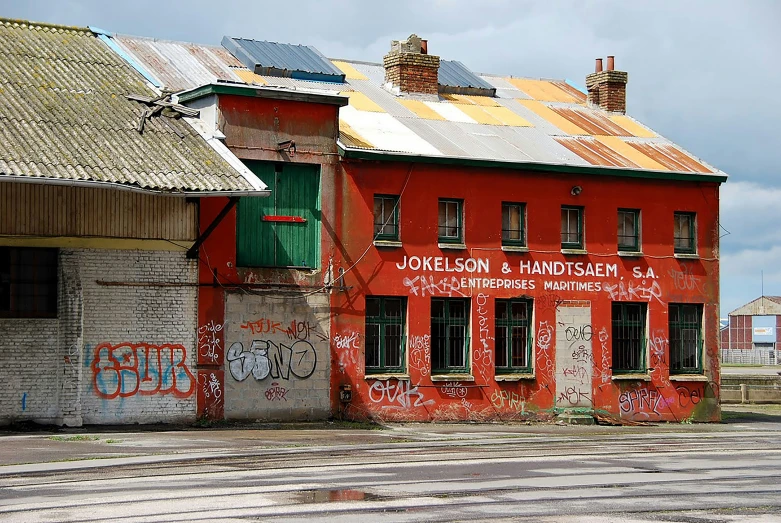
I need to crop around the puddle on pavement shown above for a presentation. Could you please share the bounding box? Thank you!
[290,489,388,503]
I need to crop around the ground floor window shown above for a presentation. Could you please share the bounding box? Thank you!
[669,303,703,374]
[431,298,470,373]
[365,296,406,373]
[495,298,532,373]
[0,247,58,318]
[612,302,646,373]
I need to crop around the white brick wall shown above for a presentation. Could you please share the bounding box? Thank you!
[78,249,197,425]
[0,248,197,427]
[0,319,61,424]
[224,292,331,421]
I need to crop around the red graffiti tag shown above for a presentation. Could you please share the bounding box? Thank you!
[92,343,195,400]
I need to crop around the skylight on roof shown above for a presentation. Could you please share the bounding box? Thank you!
[222,36,345,83]
[439,60,496,97]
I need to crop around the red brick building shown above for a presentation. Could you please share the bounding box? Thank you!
[721,296,781,364]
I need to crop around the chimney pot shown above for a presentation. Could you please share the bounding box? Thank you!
[585,55,628,113]
[383,34,440,95]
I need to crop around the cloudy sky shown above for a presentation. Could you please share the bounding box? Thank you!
[3,0,779,315]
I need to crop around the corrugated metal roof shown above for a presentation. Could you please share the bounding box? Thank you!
[555,137,639,168]
[0,19,264,194]
[95,31,724,179]
[730,296,781,316]
[439,60,496,92]
[222,37,344,83]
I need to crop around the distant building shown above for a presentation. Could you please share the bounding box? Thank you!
[721,296,781,364]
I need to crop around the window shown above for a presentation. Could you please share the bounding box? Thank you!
[561,206,583,249]
[374,195,399,241]
[237,162,320,268]
[502,202,526,247]
[669,304,703,374]
[0,247,58,318]
[495,299,532,372]
[431,298,469,373]
[674,212,696,254]
[438,199,463,243]
[611,302,646,373]
[617,209,640,252]
[365,297,406,373]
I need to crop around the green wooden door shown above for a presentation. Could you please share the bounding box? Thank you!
[237,162,320,268]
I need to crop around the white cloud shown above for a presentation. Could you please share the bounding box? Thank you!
[720,181,781,250]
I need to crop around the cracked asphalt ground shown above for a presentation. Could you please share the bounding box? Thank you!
[1,405,781,522]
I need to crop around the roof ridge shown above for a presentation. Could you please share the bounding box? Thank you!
[110,31,224,49]
[0,17,91,34]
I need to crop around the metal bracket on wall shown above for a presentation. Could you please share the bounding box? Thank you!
[186,197,239,259]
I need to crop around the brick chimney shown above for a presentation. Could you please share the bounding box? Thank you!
[383,34,440,95]
[585,55,628,113]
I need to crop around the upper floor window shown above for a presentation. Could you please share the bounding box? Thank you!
[365,296,406,374]
[669,303,703,374]
[0,247,58,318]
[438,199,463,244]
[431,298,470,373]
[612,302,647,373]
[495,299,532,373]
[502,202,526,247]
[617,208,640,252]
[374,195,400,241]
[674,212,696,254]
[561,206,583,249]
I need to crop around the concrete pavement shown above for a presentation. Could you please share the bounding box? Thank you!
[1,404,780,473]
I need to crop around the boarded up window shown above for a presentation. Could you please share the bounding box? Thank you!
[237,162,321,268]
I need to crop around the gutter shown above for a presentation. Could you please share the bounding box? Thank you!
[337,144,728,184]
[0,175,270,198]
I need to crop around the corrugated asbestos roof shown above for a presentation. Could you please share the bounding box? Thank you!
[102,32,724,180]
[0,19,266,194]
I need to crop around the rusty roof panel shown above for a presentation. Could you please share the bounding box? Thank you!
[186,45,240,82]
[549,106,631,136]
[551,81,587,104]
[627,142,713,173]
[555,137,639,168]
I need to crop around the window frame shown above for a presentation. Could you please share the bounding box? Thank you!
[561,205,584,250]
[438,198,464,244]
[365,296,407,374]
[373,194,400,242]
[617,208,640,252]
[431,298,470,373]
[611,302,647,374]
[501,202,527,247]
[669,303,703,374]
[0,247,59,319]
[673,211,697,254]
[495,298,533,373]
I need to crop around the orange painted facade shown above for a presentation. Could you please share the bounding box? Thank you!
[330,161,721,423]
[192,93,721,424]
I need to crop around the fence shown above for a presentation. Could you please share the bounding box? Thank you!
[721,348,781,365]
